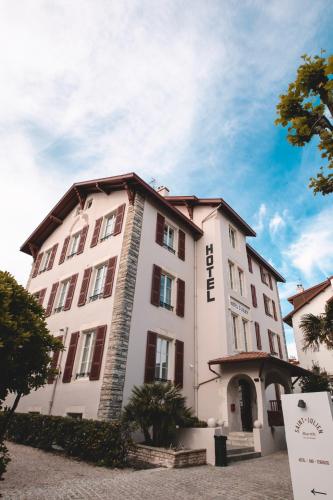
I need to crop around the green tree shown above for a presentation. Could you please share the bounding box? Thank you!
[275,52,333,195]
[300,364,332,393]
[0,271,62,479]
[299,300,333,351]
[123,382,192,447]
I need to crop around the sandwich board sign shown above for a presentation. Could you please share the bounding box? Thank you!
[281,392,333,500]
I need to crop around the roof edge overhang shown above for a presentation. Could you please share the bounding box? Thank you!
[246,244,285,283]
[166,196,256,237]
[208,352,312,377]
[20,172,203,256]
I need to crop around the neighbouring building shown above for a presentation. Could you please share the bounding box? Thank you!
[10,172,310,455]
[284,277,333,384]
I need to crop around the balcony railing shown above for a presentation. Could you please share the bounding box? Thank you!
[160,300,174,311]
[89,293,103,302]
[163,243,176,254]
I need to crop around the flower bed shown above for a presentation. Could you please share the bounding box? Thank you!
[129,443,206,468]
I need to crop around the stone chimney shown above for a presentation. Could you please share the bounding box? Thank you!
[157,186,170,197]
[296,283,304,293]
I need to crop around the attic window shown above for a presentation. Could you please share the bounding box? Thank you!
[75,206,81,216]
[86,199,93,209]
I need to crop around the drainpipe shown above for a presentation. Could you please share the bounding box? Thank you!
[194,239,199,415]
[48,327,68,415]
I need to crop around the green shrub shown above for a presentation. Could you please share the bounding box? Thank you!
[2,413,131,467]
[0,440,10,481]
[180,415,207,428]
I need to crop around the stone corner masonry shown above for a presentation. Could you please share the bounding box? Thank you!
[97,192,145,420]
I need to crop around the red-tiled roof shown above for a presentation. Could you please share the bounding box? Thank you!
[20,173,203,256]
[208,351,311,376]
[246,244,285,283]
[283,277,332,326]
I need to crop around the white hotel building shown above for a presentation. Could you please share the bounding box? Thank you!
[14,172,309,455]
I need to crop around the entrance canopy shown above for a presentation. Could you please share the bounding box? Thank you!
[208,351,312,379]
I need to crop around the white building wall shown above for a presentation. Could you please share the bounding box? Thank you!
[14,190,128,418]
[292,283,333,376]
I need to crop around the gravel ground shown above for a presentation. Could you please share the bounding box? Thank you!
[1,442,293,500]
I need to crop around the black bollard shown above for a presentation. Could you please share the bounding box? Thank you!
[214,435,228,467]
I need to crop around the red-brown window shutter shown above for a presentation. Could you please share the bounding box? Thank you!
[89,325,107,381]
[59,236,70,264]
[113,204,126,236]
[178,230,186,261]
[272,300,278,320]
[151,265,162,306]
[268,274,273,290]
[176,278,185,317]
[90,218,103,247]
[255,322,262,350]
[78,267,92,306]
[268,330,274,354]
[77,225,89,254]
[144,331,157,383]
[247,254,253,273]
[251,284,257,308]
[263,294,268,315]
[155,213,165,246]
[174,340,184,388]
[47,244,58,270]
[45,282,59,317]
[38,288,47,307]
[103,256,117,298]
[63,274,78,311]
[260,266,265,284]
[62,332,79,383]
[277,335,283,358]
[32,252,43,278]
[47,335,63,384]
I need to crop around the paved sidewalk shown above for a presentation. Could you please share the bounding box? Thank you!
[1,442,293,499]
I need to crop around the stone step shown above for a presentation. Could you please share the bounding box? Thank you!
[227,446,254,456]
[227,451,261,463]
[228,440,254,448]
[228,432,253,438]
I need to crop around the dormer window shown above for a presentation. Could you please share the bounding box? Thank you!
[101,212,116,241]
[163,224,175,253]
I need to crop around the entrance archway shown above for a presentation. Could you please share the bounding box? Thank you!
[239,379,253,431]
[227,374,257,432]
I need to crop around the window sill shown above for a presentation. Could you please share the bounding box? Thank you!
[54,306,64,313]
[75,373,90,380]
[39,269,47,274]
[154,378,171,383]
[89,293,103,302]
[159,301,174,311]
[163,243,176,254]
[100,234,113,242]
[67,253,78,259]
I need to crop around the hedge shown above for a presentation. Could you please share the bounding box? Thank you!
[2,412,131,467]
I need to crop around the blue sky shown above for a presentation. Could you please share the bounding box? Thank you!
[1,0,333,357]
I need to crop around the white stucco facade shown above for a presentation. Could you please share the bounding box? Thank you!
[10,173,295,448]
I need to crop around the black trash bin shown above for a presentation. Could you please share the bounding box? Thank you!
[214,434,228,467]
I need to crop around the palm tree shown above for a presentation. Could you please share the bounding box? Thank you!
[300,300,333,351]
[123,382,192,447]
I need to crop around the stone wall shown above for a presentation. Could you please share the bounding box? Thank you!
[129,444,206,468]
[98,192,145,420]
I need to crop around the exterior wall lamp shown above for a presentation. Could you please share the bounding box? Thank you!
[297,399,306,409]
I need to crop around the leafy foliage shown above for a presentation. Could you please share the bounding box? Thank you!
[275,53,333,195]
[300,364,332,393]
[299,299,333,351]
[1,412,131,467]
[123,382,193,447]
[0,441,10,482]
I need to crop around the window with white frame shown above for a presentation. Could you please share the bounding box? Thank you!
[55,280,70,312]
[242,319,249,352]
[229,225,237,249]
[232,314,239,350]
[163,224,175,253]
[77,331,95,378]
[155,337,170,381]
[101,212,116,241]
[238,268,244,296]
[263,294,272,317]
[68,233,80,258]
[160,273,173,310]
[228,261,235,290]
[90,264,107,301]
[40,249,52,272]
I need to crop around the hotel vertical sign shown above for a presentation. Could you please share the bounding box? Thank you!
[206,244,215,302]
[281,392,333,500]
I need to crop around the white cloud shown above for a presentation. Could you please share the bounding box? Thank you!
[253,203,267,234]
[269,212,286,236]
[0,0,327,284]
[284,207,333,280]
